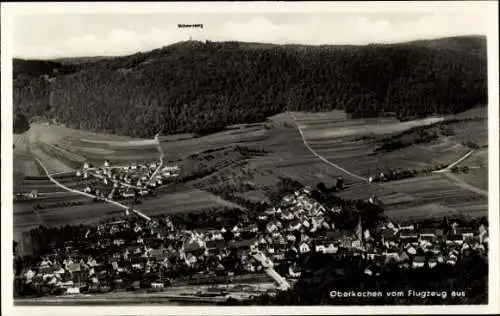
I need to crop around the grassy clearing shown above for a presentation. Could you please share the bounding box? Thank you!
[384,203,459,220]
[37,142,86,170]
[14,153,41,177]
[13,109,488,230]
[80,138,157,147]
[233,191,269,203]
[300,113,444,139]
[158,133,196,142]
[14,186,241,231]
[29,144,73,174]
[379,174,488,218]
[443,170,488,196]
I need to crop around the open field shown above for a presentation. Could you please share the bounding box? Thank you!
[290,110,486,177]
[452,168,488,192]
[161,126,271,161]
[234,191,270,203]
[158,133,196,142]
[447,106,487,120]
[449,120,488,147]
[14,186,241,233]
[13,107,488,235]
[295,110,444,139]
[13,123,157,176]
[455,148,488,168]
[383,203,460,220]
[380,175,477,200]
[379,174,488,218]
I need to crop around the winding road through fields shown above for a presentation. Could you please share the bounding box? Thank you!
[35,158,152,221]
[432,149,488,197]
[433,150,475,173]
[290,113,369,183]
[290,113,487,198]
[146,133,165,186]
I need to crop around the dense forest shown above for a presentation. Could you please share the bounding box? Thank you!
[13,36,487,138]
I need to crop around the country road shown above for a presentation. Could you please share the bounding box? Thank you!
[290,113,369,183]
[442,172,488,197]
[434,149,475,173]
[146,133,165,186]
[290,113,487,198]
[432,149,488,196]
[35,158,152,221]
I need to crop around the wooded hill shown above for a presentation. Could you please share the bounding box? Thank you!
[13,35,487,138]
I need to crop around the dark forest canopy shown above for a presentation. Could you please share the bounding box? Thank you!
[13,36,487,138]
[13,113,30,134]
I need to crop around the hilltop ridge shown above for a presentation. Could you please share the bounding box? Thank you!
[14,35,487,138]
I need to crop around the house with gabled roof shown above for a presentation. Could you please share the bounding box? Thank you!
[288,220,302,232]
[286,234,297,243]
[427,256,438,268]
[455,227,475,240]
[283,195,293,203]
[473,241,486,253]
[384,248,401,261]
[258,214,268,221]
[446,255,457,265]
[412,255,426,268]
[315,244,327,253]
[324,242,339,254]
[281,210,294,221]
[418,228,436,238]
[299,241,311,254]
[302,219,311,230]
[246,224,259,233]
[460,242,471,253]
[406,245,417,256]
[446,234,464,245]
[398,222,415,231]
[266,222,279,233]
[183,238,205,255]
[399,250,410,263]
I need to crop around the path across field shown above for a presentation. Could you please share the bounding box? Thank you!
[441,172,488,197]
[35,158,152,221]
[290,113,368,183]
[432,149,488,197]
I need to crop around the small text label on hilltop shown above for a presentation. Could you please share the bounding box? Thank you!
[178,24,204,29]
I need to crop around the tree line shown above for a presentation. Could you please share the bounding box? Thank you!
[13,36,487,138]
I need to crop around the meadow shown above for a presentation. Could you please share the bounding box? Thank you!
[13,107,488,237]
[13,184,241,233]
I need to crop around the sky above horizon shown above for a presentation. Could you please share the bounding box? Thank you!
[13,11,491,59]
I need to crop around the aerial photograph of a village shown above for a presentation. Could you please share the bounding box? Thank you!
[4,3,497,309]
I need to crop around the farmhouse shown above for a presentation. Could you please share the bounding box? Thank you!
[412,255,426,268]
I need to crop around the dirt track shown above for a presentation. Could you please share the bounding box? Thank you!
[289,113,368,183]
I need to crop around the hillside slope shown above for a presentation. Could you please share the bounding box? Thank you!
[13,36,487,138]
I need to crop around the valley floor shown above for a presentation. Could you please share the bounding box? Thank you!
[13,109,488,240]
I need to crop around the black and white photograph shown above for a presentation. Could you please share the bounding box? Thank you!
[1,1,499,315]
